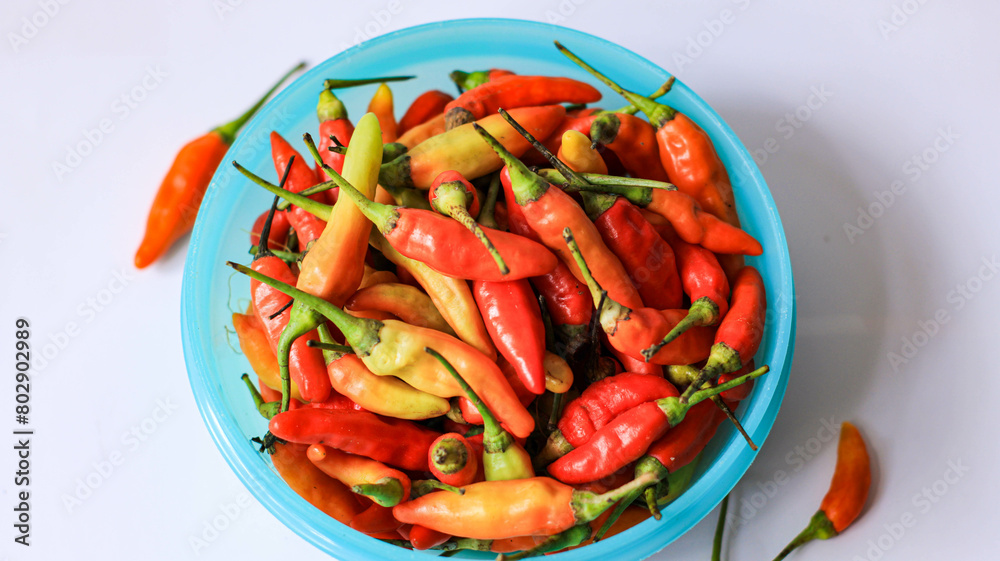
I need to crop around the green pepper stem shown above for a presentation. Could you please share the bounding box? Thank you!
[541,170,676,191]
[498,108,587,189]
[232,161,332,220]
[323,75,414,90]
[608,77,675,115]
[314,323,350,366]
[317,88,348,123]
[240,373,279,419]
[571,472,659,524]
[561,228,631,332]
[679,342,744,403]
[554,41,676,128]
[641,297,720,362]
[411,479,465,499]
[477,172,502,230]
[449,69,490,92]
[306,339,354,355]
[595,455,668,539]
[249,244,301,263]
[657,365,769,426]
[771,510,837,561]
[712,493,730,561]
[214,61,306,144]
[226,262,381,356]
[301,133,399,232]
[254,156,295,259]
[432,185,509,275]
[424,347,512,454]
[275,180,336,211]
[713,396,758,450]
[472,123,548,205]
[352,477,405,507]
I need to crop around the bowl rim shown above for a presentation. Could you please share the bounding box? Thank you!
[182,16,795,561]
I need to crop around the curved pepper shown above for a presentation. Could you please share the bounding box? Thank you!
[590,113,671,182]
[269,408,439,471]
[772,422,871,560]
[230,262,533,438]
[231,312,302,402]
[679,266,766,403]
[380,105,566,191]
[345,282,454,335]
[271,442,362,525]
[472,279,547,395]
[272,131,327,247]
[307,444,411,507]
[444,75,601,129]
[392,474,657,540]
[398,89,453,135]
[316,88,355,203]
[429,432,478,487]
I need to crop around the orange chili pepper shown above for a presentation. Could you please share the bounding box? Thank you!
[772,422,871,560]
[590,113,671,182]
[231,312,302,402]
[397,89,453,135]
[270,442,361,526]
[345,282,454,335]
[134,62,303,268]
[444,74,601,129]
[396,113,446,149]
[307,444,411,507]
[367,83,398,143]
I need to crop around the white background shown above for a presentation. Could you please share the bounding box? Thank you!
[2,1,997,559]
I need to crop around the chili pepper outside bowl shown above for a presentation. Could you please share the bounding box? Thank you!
[182,17,795,561]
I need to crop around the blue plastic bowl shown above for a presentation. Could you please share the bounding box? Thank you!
[182,18,795,561]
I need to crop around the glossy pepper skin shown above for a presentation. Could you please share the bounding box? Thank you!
[307,444,411,507]
[472,279,547,395]
[559,373,679,448]
[771,422,871,560]
[556,130,683,310]
[314,324,450,420]
[367,83,398,143]
[590,113,671,182]
[270,442,362,525]
[476,121,644,311]
[229,261,532,437]
[271,131,327,247]
[134,62,303,268]
[428,433,478,487]
[398,89,453,135]
[345,282,454,335]
[326,162,559,282]
[379,105,566,191]
[393,474,656,540]
[269,408,440,471]
[444,75,601,129]
[679,266,766,403]
[547,365,768,484]
[316,88,355,202]
[562,228,715,365]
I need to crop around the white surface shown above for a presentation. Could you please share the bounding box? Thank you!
[2,1,996,559]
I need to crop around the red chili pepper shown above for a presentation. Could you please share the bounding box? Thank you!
[459,357,536,424]
[678,266,766,403]
[427,170,514,274]
[547,365,767,484]
[249,208,290,251]
[590,113,671,182]
[350,502,402,535]
[398,90,454,135]
[323,162,558,282]
[642,233,730,360]
[249,187,330,404]
[612,348,663,377]
[270,442,362,526]
[562,227,715,365]
[307,444,411,507]
[271,131,327,248]
[316,88,355,203]
[134,62,303,268]
[477,118,644,311]
[772,422,871,560]
[268,408,440,471]
[428,432,478,487]
[472,278,547,395]
[409,525,451,550]
[445,75,601,129]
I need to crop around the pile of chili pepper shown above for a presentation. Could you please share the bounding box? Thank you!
[214,42,796,558]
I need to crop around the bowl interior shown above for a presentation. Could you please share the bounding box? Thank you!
[182,17,795,561]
